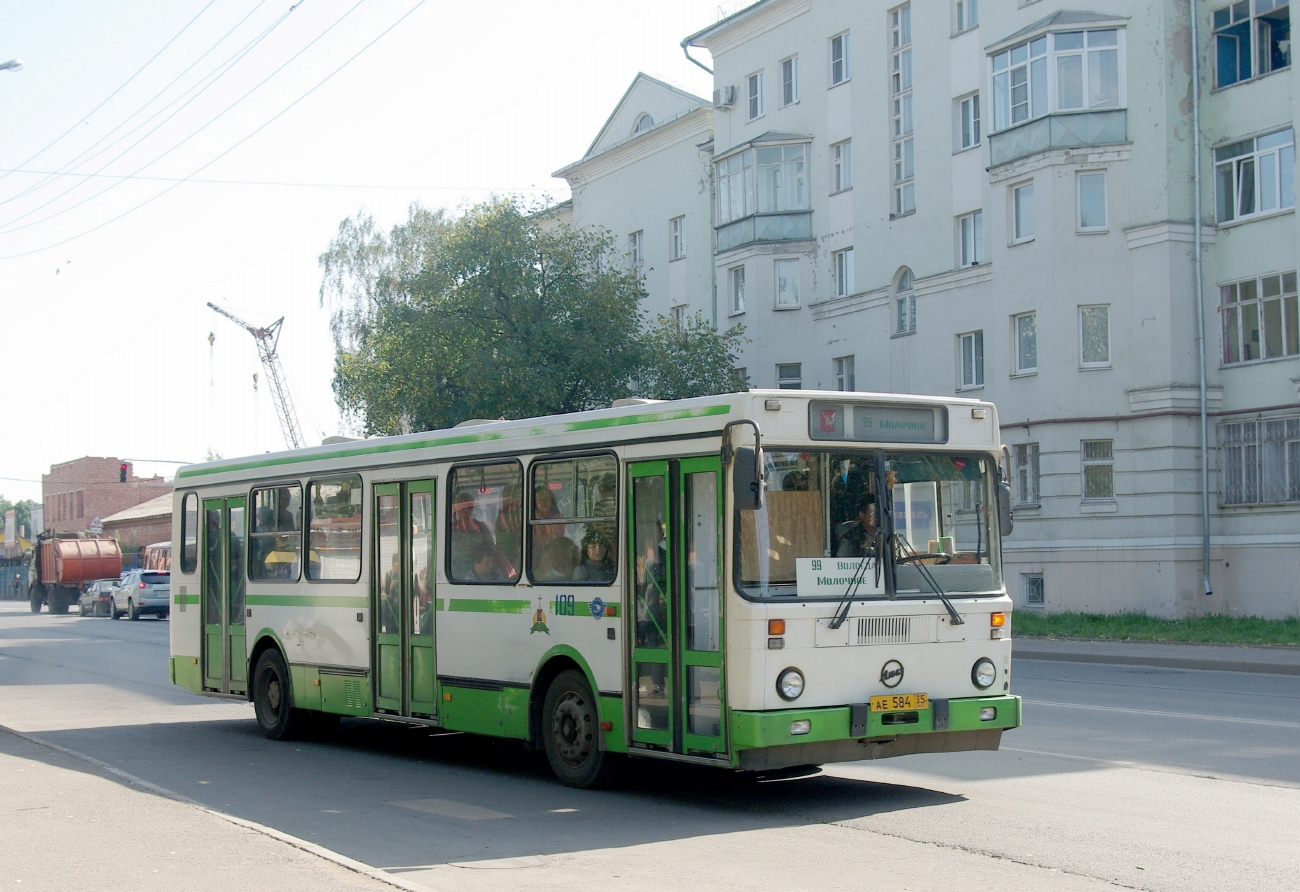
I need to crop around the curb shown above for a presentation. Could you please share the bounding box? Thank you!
[0,724,436,892]
[1012,641,1300,676]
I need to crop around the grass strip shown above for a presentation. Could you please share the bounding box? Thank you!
[1013,611,1300,647]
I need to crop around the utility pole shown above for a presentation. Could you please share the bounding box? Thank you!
[207,303,304,450]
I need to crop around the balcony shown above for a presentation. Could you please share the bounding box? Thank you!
[716,210,813,254]
[989,109,1128,168]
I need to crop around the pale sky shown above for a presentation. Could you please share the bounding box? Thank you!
[0,0,730,505]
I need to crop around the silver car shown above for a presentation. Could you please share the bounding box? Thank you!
[110,569,170,621]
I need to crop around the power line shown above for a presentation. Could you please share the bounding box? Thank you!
[0,0,430,260]
[0,0,274,209]
[0,1,306,233]
[0,1,218,187]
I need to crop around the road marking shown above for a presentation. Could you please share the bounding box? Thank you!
[1024,698,1300,728]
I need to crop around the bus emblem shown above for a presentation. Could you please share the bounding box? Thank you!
[530,597,550,635]
[588,597,605,620]
[880,660,904,688]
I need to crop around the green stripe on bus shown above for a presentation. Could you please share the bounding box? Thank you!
[447,599,532,614]
[173,594,200,605]
[175,402,731,479]
[245,594,370,608]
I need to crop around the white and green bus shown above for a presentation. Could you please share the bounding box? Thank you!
[169,390,1021,787]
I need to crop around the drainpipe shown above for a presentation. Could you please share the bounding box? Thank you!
[1190,0,1213,596]
[681,42,714,76]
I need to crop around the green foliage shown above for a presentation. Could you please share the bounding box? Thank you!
[320,198,746,434]
[1014,611,1300,647]
[0,496,36,539]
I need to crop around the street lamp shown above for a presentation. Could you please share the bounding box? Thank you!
[1,59,24,72]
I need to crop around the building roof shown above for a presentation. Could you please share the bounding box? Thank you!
[570,72,708,167]
[101,493,172,525]
[682,0,777,49]
[996,10,1130,48]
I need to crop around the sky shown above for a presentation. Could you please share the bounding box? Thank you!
[0,0,735,506]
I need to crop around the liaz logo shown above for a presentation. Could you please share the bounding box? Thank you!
[820,408,838,432]
[880,660,904,688]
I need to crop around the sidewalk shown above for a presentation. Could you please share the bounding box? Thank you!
[1013,636,1300,675]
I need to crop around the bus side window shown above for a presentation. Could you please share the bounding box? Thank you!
[250,484,302,581]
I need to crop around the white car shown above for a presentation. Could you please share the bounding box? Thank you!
[110,569,170,621]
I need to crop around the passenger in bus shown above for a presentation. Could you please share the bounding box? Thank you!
[450,490,497,579]
[591,473,617,518]
[534,531,579,581]
[494,483,522,563]
[635,520,668,648]
[275,488,297,531]
[532,485,563,544]
[836,493,878,558]
[413,565,433,633]
[463,538,502,582]
[380,553,401,634]
[573,524,616,582]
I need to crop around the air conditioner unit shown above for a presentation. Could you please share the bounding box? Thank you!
[713,85,736,108]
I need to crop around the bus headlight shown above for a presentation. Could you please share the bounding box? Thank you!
[972,658,997,689]
[776,667,805,701]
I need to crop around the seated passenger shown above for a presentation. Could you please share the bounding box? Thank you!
[836,494,878,558]
[573,525,616,582]
[534,533,579,581]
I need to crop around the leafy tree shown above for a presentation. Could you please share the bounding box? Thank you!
[320,198,745,434]
[0,497,36,540]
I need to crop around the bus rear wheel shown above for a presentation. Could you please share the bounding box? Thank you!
[252,649,307,741]
[542,669,616,789]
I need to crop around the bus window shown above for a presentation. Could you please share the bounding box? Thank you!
[447,462,521,583]
[180,493,198,574]
[306,477,362,581]
[249,484,302,581]
[529,456,618,585]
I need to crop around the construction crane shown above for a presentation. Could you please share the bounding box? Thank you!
[207,302,305,450]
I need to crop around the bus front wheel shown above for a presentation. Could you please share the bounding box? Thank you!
[252,649,307,741]
[542,669,616,789]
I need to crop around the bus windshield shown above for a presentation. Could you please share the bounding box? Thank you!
[736,449,1002,599]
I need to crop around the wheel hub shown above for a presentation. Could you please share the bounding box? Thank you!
[551,692,592,767]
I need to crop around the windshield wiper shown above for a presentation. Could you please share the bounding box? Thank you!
[828,530,883,630]
[894,535,964,626]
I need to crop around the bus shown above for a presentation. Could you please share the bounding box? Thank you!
[168,390,1021,787]
[141,541,171,571]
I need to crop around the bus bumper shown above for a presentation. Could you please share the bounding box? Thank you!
[729,694,1021,771]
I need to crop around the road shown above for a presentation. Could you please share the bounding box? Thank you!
[1,601,1297,892]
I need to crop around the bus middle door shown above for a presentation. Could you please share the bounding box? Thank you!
[201,496,247,695]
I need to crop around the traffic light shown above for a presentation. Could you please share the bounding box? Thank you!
[119,462,127,483]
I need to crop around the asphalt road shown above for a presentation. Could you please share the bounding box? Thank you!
[1,602,1297,892]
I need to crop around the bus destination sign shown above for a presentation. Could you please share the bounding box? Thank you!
[808,401,948,444]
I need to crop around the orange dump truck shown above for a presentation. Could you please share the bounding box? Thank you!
[28,533,122,615]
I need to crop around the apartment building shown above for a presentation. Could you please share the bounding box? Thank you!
[554,0,1298,618]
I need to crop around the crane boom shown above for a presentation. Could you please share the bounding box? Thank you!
[207,302,305,450]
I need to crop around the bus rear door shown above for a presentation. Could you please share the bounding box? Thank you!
[202,497,246,695]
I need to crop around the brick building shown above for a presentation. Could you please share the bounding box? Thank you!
[42,457,171,535]
[101,493,172,551]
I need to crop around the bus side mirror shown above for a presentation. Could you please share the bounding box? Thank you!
[733,446,765,511]
[997,480,1014,537]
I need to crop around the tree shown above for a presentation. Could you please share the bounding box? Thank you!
[320,198,745,434]
[0,496,36,540]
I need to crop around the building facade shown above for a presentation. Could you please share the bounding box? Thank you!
[555,0,1298,618]
[42,457,172,536]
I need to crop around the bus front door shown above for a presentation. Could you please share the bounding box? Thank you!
[201,496,247,695]
[372,481,438,718]
[628,458,725,757]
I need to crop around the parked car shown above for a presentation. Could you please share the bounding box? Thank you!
[109,569,170,620]
[78,579,119,617]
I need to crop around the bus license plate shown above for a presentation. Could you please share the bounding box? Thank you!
[870,692,929,712]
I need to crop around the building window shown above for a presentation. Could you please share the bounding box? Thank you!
[1220,415,1300,505]
[830,31,851,85]
[1214,0,1291,88]
[729,265,746,314]
[1014,311,1037,374]
[669,216,686,260]
[1215,129,1295,224]
[775,259,801,308]
[633,113,654,135]
[991,29,1122,131]
[776,363,802,389]
[1014,443,1041,505]
[781,56,799,106]
[834,355,856,391]
[747,71,765,121]
[956,0,979,32]
[1021,573,1045,607]
[959,330,984,388]
[959,210,984,265]
[1079,305,1111,367]
[671,304,687,325]
[716,142,810,224]
[891,5,915,216]
[894,268,916,335]
[958,93,981,149]
[1221,271,1299,364]
[832,139,853,192]
[833,247,855,297]
[1077,171,1108,230]
[628,230,643,272]
[1081,439,1115,501]
[1012,182,1035,242]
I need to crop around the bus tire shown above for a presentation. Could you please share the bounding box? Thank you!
[542,669,615,789]
[252,649,307,741]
